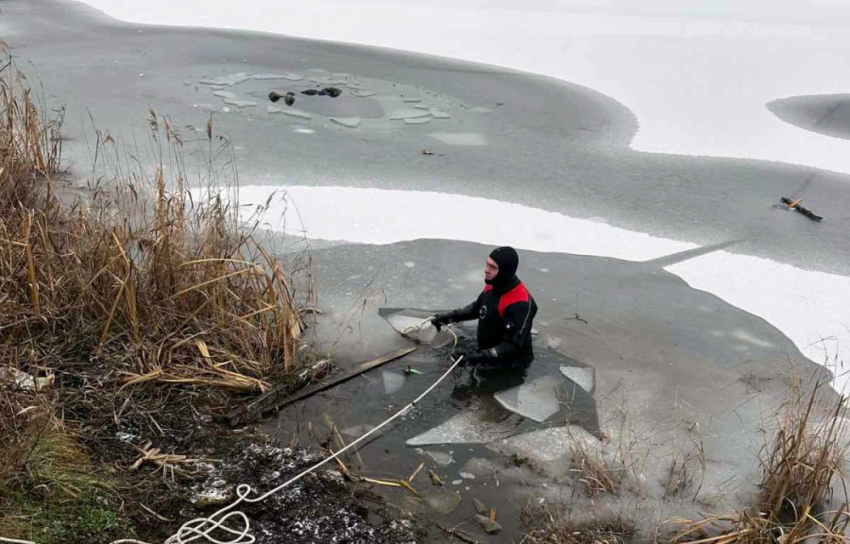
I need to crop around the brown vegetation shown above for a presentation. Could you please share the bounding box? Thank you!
[0,53,310,543]
[669,374,849,544]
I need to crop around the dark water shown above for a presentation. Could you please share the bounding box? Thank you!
[264,308,599,542]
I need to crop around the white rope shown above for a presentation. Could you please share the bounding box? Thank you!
[401,317,458,348]
[119,349,464,544]
[1,321,462,544]
[0,537,37,544]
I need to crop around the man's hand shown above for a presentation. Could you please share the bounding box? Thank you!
[432,312,453,332]
[451,346,468,361]
[451,347,487,364]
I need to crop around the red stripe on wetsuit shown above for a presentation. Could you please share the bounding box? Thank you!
[483,283,530,317]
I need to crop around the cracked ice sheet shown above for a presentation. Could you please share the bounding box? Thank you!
[489,425,600,464]
[383,313,437,344]
[80,1,850,174]
[406,409,518,446]
[330,117,361,128]
[253,72,303,81]
[200,73,251,86]
[494,374,562,423]
[389,108,430,120]
[224,98,258,108]
[417,449,453,466]
[560,366,594,394]
[267,106,312,119]
[427,132,487,146]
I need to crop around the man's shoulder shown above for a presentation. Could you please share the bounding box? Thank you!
[503,282,529,302]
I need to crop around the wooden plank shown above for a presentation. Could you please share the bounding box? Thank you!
[222,346,417,426]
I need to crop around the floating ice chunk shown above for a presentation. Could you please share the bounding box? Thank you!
[406,408,518,446]
[383,312,437,344]
[390,108,431,121]
[281,109,312,120]
[352,90,377,98]
[404,117,431,125]
[224,98,258,108]
[200,73,251,86]
[427,132,487,146]
[309,77,347,85]
[429,108,451,119]
[560,366,594,394]
[460,472,475,480]
[473,106,492,114]
[421,449,453,466]
[490,427,574,464]
[414,105,431,110]
[403,97,422,103]
[494,374,562,423]
[382,371,405,395]
[330,117,362,129]
[267,105,283,114]
[294,128,315,134]
[253,72,303,81]
[384,314,427,333]
[213,90,239,100]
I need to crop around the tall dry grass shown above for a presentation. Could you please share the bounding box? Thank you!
[670,375,849,544]
[0,56,307,394]
[521,503,635,544]
[0,48,312,543]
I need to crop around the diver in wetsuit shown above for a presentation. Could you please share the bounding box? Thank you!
[432,246,538,369]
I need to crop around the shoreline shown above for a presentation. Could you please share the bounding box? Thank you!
[3,0,849,388]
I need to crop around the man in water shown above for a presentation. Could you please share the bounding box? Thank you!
[433,246,538,368]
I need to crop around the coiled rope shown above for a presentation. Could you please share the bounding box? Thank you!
[2,320,461,544]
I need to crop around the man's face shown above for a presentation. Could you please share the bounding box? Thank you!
[484,257,499,282]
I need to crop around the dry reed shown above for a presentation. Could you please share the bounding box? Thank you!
[0,54,306,395]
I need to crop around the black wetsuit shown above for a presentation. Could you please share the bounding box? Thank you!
[450,276,538,366]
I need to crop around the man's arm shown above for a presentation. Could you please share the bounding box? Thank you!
[434,293,483,326]
[450,295,483,323]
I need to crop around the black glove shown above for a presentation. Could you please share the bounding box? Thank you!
[452,347,487,364]
[432,312,453,332]
[465,350,488,364]
[451,346,469,360]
